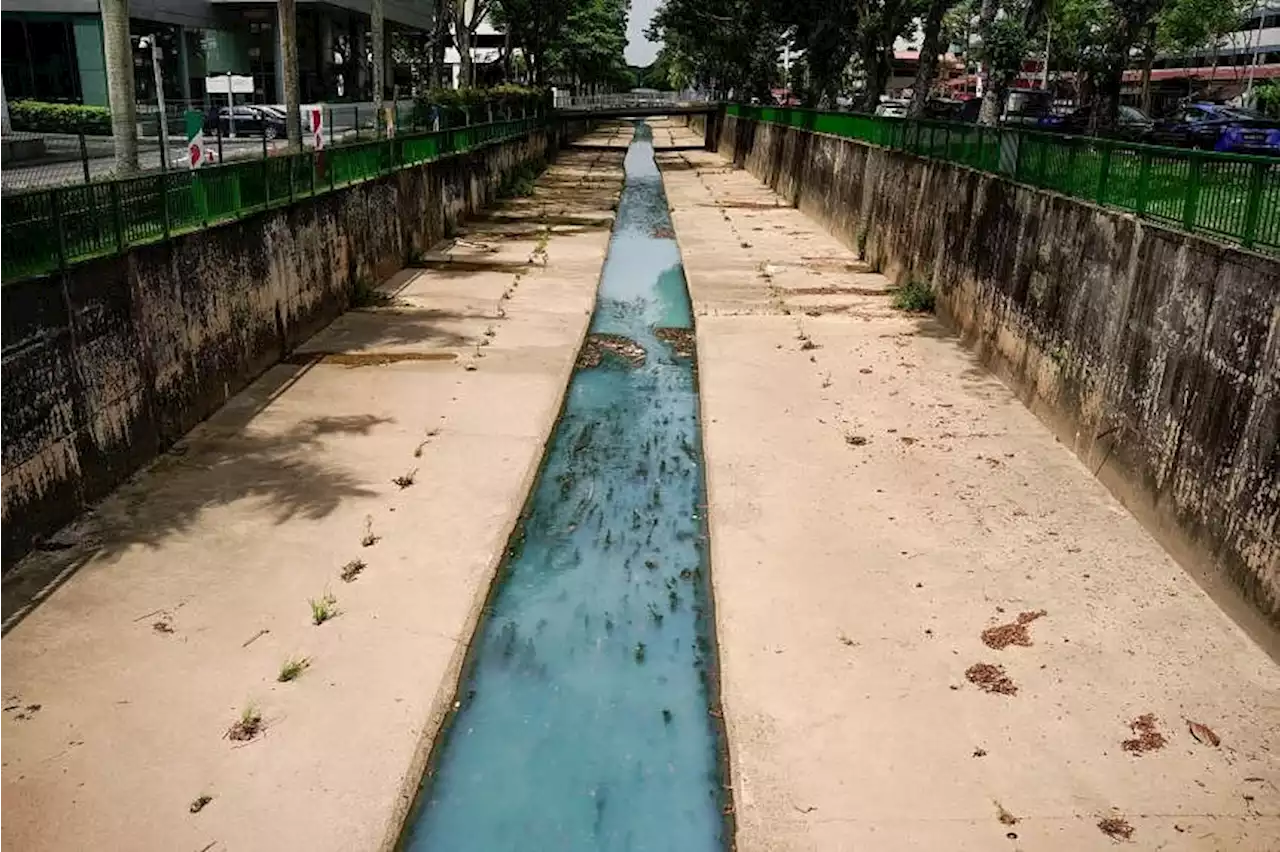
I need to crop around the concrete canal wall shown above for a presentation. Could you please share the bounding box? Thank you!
[1,122,584,568]
[699,111,1280,625]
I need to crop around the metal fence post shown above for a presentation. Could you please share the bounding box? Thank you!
[1181,153,1202,231]
[1136,150,1152,216]
[79,129,91,184]
[159,173,171,239]
[1240,161,1266,249]
[1096,142,1112,204]
[111,180,125,251]
[51,189,68,271]
[216,120,224,164]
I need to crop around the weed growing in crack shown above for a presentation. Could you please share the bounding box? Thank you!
[893,280,935,313]
[226,705,264,742]
[392,468,418,489]
[310,592,339,625]
[340,559,366,582]
[189,794,213,813]
[277,657,311,683]
[361,516,380,547]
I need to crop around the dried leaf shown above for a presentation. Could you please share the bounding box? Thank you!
[1187,719,1220,747]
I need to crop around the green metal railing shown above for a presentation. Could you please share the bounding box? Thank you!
[726,104,1280,256]
[2,115,544,282]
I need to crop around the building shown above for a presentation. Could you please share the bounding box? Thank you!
[1,0,438,109]
[1123,3,1280,112]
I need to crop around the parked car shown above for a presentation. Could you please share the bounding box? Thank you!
[1039,104,1154,141]
[874,99,909,118]
[956,88,1053,126]
[1149,103,1280,154]
[203,105,289,140]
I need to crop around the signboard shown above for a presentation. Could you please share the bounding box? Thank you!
[184,109,207,168]
[305,105,324,150]
[206,74,254,95]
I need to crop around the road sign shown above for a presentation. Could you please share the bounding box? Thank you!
[184,110,207,168]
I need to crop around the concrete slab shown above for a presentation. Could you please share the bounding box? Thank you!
[0,131,628,852]
[655,119,1280,851]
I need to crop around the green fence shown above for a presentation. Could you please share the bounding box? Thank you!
[726,104,1280,256]
[2,116,544,282]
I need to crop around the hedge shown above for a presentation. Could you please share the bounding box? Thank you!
[9,100,113,135]
[412,85,549,126]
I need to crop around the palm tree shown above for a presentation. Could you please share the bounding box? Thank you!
[101,0,138,174]
[279,0,302,150]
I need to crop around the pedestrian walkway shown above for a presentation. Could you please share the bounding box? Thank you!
[653,118,1280,851]
[0,127,629,852]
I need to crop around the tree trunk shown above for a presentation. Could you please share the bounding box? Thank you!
[1138,21,1156,115]
[454,0,473,88]
[101,0,138,175]
[909,0,950,117]
[372,0,385,114]
[278,0,301,150]
[976,0,1000,125]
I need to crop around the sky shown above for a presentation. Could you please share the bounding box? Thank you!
[626,0,662,66]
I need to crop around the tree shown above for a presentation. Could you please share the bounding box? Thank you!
[101,0,138,174]
[975,0,1049,125]
[373,0,385,113]
[910,0,955,115]
[771,0,860,106]
[855,0,923,111]
[453,0,493,87]
[646,0,783,99]
[279,0,302,149]
[493,0,579,85]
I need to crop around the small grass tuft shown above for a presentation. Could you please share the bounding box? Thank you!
[892,280,936,313]
[310,592,339,625]
[189,794,213,814]
[340,559,366,582]
[352,278,394,309]
[392,468,418,489]
[277,657,311,683]
[226,705,263,742]
[361,515,380,547]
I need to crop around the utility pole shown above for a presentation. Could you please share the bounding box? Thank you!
[143,34,170,171]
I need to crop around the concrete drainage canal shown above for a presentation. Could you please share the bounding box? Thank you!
[397,122,732,850]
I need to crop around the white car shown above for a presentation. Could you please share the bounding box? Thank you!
[874,100,909,118]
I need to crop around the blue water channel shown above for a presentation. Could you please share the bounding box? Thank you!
[399,123,729,851]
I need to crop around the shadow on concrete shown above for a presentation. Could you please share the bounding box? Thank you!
[306,307,483,350]
[2,394,389,631]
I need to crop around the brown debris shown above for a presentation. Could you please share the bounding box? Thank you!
[652,226,676,239]
[576,333,646,369]
[225,712,263,742]
[654,327,695,359]
[965,662,1018,695]
[995,801,1019,826]
[1122,713,1167,755]
[981,609,1048,650]
[1097,816,1135,841]
[1187,719,1220,747]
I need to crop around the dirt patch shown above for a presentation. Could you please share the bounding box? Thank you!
[285,352,458,368]
[1098,815,1135,841]
[965,663,1018,695]
[1122,713,1167,755]
[576,333,646,369]
[655,327,696,359]
[981,609,1048,649]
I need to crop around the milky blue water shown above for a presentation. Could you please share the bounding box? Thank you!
[398,124,727,852]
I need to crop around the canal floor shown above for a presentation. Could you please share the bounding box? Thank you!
[654,118,1280,851]
[401,123,727,851]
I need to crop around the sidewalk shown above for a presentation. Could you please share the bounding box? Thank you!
[653,118,1280,851]
[0,127,629,852]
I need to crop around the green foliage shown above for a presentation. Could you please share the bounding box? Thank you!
[892,280,936,313]
[646,0,784,98]
[9,100,112,135]
[413,84,548,126]
[498,161,544,198]
[1255,81,1280,119]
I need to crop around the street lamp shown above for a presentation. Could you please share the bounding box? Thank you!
[138,34,168,170]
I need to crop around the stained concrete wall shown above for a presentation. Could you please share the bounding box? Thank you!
[709,112,1280,625]
[1,123,582,568]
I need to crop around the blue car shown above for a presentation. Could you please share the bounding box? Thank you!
[1150,103,1280,155]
